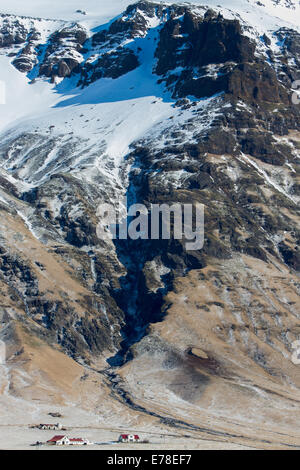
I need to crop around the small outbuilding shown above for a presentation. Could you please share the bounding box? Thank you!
[69,438,91,446]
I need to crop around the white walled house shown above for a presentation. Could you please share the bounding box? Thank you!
[40,423,62,430]
[47,435,91,446]
[119,434,140,443]
[47,435,70,446]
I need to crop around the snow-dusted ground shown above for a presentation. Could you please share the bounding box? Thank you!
[0,27,177,191]
[0,56,61,132]
[0,391,254,449]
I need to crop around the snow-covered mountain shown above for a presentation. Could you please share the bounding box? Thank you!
[0,1,299,448]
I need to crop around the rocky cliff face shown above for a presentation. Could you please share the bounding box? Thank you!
[0,1,299,447]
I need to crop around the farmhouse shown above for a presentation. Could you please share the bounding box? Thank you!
[47,435,91,446]
[118,434,140,443]
[47,435,70,446]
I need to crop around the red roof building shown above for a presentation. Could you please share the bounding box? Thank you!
[47,435,65,442]
[47,435,69,446]
[46,435,90,446]
[119,434,140,443]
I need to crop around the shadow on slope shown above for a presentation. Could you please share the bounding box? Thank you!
[53,26,174,107]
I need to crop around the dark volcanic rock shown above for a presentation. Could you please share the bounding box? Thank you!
[154,10,258,101]
[79,48,139,86]
[39,24,88,79]
[155,12,255,75]
[239,130,288,165]
[278,242,300,271]
[227,62,289,105]
[0,15,28,47]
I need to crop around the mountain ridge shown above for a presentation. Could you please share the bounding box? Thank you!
[0,0,299,449]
